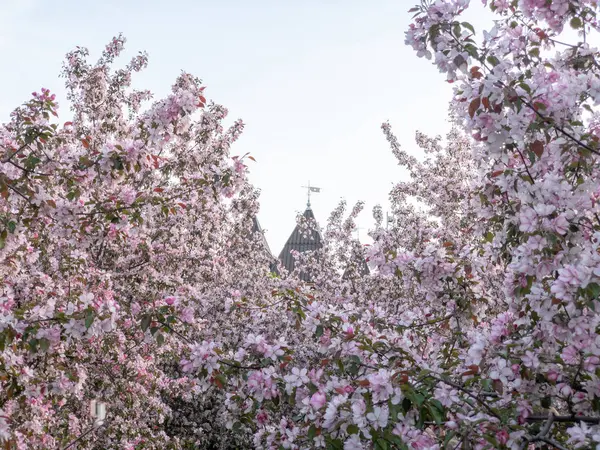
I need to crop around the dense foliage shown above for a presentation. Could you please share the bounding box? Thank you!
[2,0,600,448]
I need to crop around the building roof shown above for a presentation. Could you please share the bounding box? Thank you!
[252,216,279,273]
[252,216,273,256]
[278,207,323,281]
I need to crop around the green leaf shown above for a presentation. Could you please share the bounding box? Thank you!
[541,396,552,408]
[427,402,444,424]
[347,424,359,435]
[570,17,582,29]
[453,22,461,38]
[519,82,532,94]
[7,221,16,233]
[325,438,344,450]
[141,315,152,332]
[308,424,317,439]
[486,55,500,67]
[156,333,165,346]
[588,283,600,299]
[85,310,94,329]
[461,21,475,34]
[375,439,388,450]
[315,325,324,338]
[39,338,50,352]
[29,338,39,353]
[444,431,457,447]
[464,43,479,59]
[529,47,540,58]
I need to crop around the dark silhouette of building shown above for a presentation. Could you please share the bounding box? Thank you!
[277,206,323,282]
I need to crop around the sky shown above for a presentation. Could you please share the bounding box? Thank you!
[0,0,493,255]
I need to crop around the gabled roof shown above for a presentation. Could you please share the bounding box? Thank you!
[252,216,273,257]
[252,216,279,273]
[278,207,323,281]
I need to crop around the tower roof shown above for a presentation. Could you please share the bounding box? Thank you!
[252,216,273,257]
[278,207,323,280]
[252,216,279,273]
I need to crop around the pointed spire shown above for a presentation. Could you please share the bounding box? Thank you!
[278,205,322,282]
[251,216,278,273]
[301,181,321,209]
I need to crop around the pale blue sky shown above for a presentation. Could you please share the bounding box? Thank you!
[0,0,490,254]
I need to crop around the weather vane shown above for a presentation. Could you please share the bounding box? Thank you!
[301,181,321,208]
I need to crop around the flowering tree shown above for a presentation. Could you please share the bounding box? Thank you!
[0,35,278,448]
[184,0,600,447]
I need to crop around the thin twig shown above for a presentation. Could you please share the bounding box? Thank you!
[61,424,99,450]
[526,414,600,424]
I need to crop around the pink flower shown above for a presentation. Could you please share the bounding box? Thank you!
[179,307,194,323]
[562,346,580,365]
[519,208,537,233]
[496,429,509,445]
[309,391,327,410]
[546,370,559,382]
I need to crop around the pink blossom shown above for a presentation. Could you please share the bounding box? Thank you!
[309,391,327,410]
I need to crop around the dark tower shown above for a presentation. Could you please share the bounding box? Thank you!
[278,206,322,282]
[252,216,278,273]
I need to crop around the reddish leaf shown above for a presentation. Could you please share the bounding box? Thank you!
[482,97,491,110]
[46,199,57,208]
[493,379,504,394]
[491,170,504,178]
[64,121,73,127]
[247,155,256,162]
[153,188,163,193]
[393,371,409,384]
[470,66,483,79]
[468,364,480,373]
[468,97,481,118]
[81,139,89,149]
[531,140,544,157]
[213,376,224,390]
